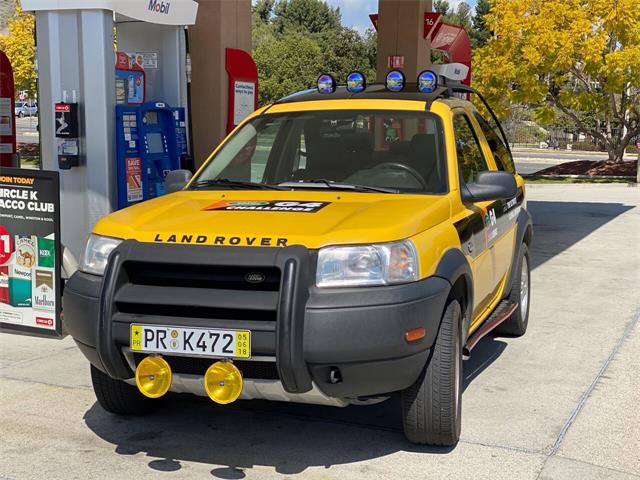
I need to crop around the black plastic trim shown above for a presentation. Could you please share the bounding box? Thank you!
[503,207,533,298]
[433,248,474,338]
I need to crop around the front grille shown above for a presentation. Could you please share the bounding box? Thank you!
[113,261,281,324]
[133,353,279,380]
[124,262,281,291]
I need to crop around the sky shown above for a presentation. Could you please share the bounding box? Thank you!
[325,0,479,33]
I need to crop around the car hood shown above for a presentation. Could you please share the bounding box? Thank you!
[93,190,451,249]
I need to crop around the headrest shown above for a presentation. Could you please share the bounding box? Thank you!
[389,140,411,155]
[341,132,373,153]
[410,134,437,153]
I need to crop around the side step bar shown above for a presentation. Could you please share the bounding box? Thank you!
[464,300,518,356]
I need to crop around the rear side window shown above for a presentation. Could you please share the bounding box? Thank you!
[474,112,516,174]
[453,114,488,185]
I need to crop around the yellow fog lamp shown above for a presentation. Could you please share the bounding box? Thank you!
[204,361,243,404]
[135,356,172,398]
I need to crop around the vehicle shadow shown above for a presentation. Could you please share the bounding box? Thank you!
[83,340,504,476]
[527,200,633,270]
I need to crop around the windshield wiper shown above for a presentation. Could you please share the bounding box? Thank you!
[190,178,285,191]
[278,179,398,194]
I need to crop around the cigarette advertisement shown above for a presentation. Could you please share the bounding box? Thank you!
[0,167,63,338]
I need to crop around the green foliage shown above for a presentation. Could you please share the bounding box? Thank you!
[254,32,324,105]
[252,0,275,23]
[433,0,450,14]
[252,0,376,106]
[273,0,341,35]
[0,1,36,97]
[470,0,491,48]
[450,2,473,32]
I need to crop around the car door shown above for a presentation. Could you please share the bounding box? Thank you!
[452,111,501,325]
[473,111,521,293]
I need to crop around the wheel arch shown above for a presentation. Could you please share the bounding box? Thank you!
[433,248,474,342]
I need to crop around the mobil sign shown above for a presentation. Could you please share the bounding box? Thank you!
[22,1,198,26]
[148,0,170,15]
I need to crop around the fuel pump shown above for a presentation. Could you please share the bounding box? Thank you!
[116,101,187,209]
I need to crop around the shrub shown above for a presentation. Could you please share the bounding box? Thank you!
[571,141,601,152]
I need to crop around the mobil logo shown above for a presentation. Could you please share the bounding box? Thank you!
[148,0,170,14]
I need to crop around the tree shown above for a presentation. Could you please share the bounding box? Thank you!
[252,0,275,23]
[0,1,36,97]
[450,2,473,32]
[433,0,450,15]
[252,0,377,105]
[253,32,324,104]
[470,0,491,48]
[473,0,640,161]
[318,27,376,87]
[273,0,341,35]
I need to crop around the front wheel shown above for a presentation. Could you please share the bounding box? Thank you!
[91,365,158,415]
[401,299,463,446]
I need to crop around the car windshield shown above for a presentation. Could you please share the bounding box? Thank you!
[192,110,448,194]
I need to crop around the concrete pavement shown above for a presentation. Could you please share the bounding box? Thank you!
[1,184,639,480]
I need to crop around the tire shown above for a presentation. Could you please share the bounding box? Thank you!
[90,365,158,415]
[401,300,463,446]
[18,112,24,118]
[495,244,530,336]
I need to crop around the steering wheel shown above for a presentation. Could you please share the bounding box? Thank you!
[375,162,428,189]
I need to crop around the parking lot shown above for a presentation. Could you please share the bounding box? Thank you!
[1,183,639,480]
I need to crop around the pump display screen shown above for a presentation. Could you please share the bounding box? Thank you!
[144,111,158,125]
[146,132,165,154]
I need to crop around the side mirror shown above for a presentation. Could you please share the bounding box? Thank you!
[164,169,193,194]
[461,171,517,203]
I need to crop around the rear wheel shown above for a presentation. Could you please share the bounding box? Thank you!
[496,244,530,336]
[91,365,158,415]
[401,300,463,446]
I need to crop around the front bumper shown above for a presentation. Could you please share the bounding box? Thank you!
[63,241,450,399]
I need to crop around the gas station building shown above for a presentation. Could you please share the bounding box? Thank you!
[11,0,470,260]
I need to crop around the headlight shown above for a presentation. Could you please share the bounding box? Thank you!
[316,240,419,287]
[79,234,122,275]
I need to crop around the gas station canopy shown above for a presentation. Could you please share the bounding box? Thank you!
[22,0,199,25]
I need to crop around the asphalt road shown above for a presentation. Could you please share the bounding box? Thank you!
[1,186,639,480]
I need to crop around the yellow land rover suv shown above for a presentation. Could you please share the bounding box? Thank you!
[64,69,532,446]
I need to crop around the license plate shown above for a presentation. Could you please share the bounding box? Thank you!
[130,324,251,359]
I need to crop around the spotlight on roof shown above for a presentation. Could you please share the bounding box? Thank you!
[317,74,337,94]
[346,71,366,93]
[385,70,406,92]
[417,70,438,93]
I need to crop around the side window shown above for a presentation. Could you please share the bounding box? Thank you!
[453,114,489,185]
[474,112,516,174]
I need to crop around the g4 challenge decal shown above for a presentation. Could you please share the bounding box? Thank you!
[204,200,330,213]
[455,188,524,259]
